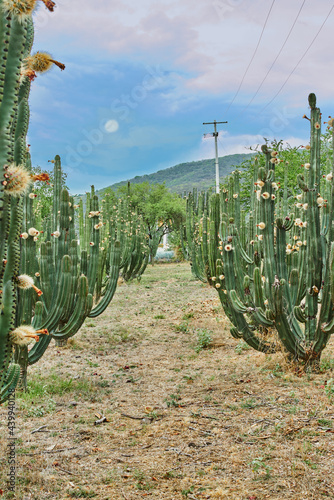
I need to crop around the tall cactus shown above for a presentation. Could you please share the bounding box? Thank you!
[0,0,58,402]
[187,94,334,369]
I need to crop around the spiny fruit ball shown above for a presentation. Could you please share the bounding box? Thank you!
[4,164,32,196]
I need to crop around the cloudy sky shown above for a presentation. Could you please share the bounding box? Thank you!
[28,0,334,193]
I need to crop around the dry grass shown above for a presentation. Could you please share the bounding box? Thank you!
[1,262,334,499]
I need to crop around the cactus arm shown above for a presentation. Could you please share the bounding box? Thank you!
[223,239,275,352]
[87,195,100,295]
[91,249,108,307]
[35,256,72,332]
[38,242,53,310]
[229,290,247,313]
[0,280,16,389]
[0,17,28,166]
[88,241,120,317]
[0,363,20,404]
[52,276,92,340]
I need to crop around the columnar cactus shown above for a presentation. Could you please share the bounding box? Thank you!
[187,94,334,369]
[0,0,57,402]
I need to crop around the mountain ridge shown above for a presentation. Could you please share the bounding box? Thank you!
[95,153,254,196]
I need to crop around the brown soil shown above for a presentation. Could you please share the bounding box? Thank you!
[1,263,334,500]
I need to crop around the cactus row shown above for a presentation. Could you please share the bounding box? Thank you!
[186,94,334,369]
[0,1,150,401]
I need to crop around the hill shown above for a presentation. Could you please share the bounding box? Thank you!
[97,153,254,195]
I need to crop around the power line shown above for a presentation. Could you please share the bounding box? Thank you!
[224,0,276,114]
[259,3,334,113]
[239,0,306,114]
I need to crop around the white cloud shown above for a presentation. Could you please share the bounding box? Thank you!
[33,0,334,109]
[193,131,308,160]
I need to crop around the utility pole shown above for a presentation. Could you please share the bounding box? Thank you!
[203,120,227,193]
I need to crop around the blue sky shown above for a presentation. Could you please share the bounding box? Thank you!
[28,0,334,193]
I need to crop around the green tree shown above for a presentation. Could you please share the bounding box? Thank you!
[32,164,68,220]
[117,182,186,263]
[233,136,332,214]
[236,139,309,212]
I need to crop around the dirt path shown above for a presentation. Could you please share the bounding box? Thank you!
[1,263,334,499]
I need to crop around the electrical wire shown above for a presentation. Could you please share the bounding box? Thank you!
[217,135,228,156]
[224,0,276,114]
[239,0,306,114]
[259,3,334,113]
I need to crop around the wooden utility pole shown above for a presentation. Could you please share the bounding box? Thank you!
[203,120,227,193]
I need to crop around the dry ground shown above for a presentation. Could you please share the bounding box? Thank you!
[1,262,334,500]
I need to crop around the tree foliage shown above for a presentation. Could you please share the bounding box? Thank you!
[32,164,68,220]
[227,137,331,213]
[117,182,186,261]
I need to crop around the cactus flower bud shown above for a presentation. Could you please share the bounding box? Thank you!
[262,192,270,199]
[224,245,232,251]
[31,173,50,183]
[40,0,55,11]
[28,227,39,237]
[51,230,60,238]
[304,163,310,170]
[257,222,266,230]
[20,232,29,239]
[17,274,43,296]
[25,52,65,73]
[9,326,49,346]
